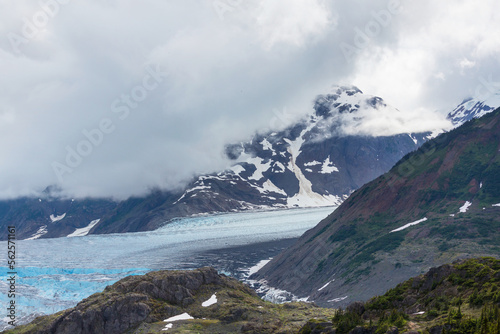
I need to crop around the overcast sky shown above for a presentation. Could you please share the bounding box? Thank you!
[1,0,499,200]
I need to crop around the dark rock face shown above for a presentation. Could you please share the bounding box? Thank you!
[54,293,150,334]
[417,265,454,292]
[111,266,223,306]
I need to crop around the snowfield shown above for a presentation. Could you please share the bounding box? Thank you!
[164,313,194,322]
[67,219,101,237]
[202,294,218,307]
[245,258,272,277]
[50,213,66,222]
[459,201,472,213]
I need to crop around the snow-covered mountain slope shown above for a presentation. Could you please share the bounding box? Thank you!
[156,86,429,214]
[0,86,433,239]
[448,92,500,126]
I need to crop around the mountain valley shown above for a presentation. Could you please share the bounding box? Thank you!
[1,86,434,240]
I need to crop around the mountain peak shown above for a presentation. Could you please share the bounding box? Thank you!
[336,85,363,95]
[448,91,500,126]
[313,85,388,118]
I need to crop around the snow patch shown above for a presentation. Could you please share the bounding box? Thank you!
[261,138,273,151]
[413,311,425,315]
[202,294,217,307]
[408,134,418,145]
[304,160,321,166]
[492,203,500,207]
[25,226,48,240]
[271,161,286,173]
[318,279,334,291]
[67,219,100,238]
[248,278,309,304]
[164,313,194,322]
[230,164,245,175]
[426,130,442,140]
[390,218,428,233]
[245,156,272,181]
[327,296,348,303]
[188,185,211,192]
[245,258,272,277]
[173,184,212,204]
[459,201,472,213]
[50,213,66,222]
[162,323,173,331]
[320,156,339,174]
[260,180,287,196]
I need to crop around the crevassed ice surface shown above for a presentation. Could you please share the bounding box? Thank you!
[0,207,334,329]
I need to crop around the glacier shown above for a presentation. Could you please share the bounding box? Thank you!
[0,207,334,330]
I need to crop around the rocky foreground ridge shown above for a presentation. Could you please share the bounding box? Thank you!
[5,258,500,334]
[3,267,335,334]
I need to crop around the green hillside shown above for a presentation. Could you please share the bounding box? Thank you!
[300,257,500,334]
[256,108,500,306]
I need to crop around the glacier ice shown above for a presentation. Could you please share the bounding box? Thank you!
[0,207,334,330]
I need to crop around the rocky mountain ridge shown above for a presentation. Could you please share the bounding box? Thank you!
[447,92,500,126]
[255,106,500,307]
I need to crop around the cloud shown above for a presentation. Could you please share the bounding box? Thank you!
[336,103,452,137]
[347,0,500,112]
[254,0,334,49]
[0,0,498,199]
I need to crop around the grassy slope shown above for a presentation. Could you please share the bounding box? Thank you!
[299,257,500,334]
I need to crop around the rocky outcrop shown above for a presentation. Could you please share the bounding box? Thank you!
[5,267,337,334]
[8,267,227,334]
